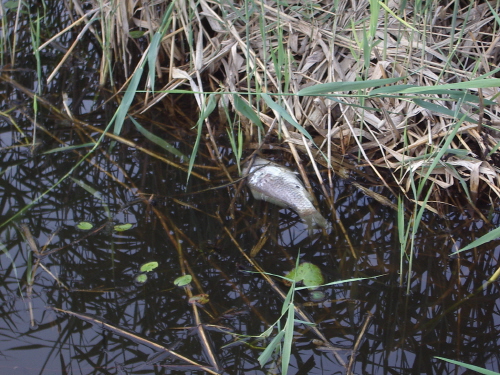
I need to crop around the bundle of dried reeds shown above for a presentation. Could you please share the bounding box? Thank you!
[54,0,500,212]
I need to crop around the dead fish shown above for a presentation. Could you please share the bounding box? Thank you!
[243,157,329,229]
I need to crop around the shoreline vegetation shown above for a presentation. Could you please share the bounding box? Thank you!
[5,0,500,215]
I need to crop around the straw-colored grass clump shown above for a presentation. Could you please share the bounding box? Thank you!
[55,0,500,212]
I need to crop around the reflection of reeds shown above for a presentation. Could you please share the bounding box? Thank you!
[50,307,220,375]
[18,223,67,327]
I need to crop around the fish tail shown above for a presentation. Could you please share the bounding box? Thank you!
[302,210,330,229]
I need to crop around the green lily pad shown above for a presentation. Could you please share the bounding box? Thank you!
[114,223,133,232]
[135,273,148,283]
[140,261,159,273]
[174,275,192,286]
[76,221,93,230]
[285,262,324,289]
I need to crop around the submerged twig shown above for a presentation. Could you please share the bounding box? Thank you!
[50,307,220,374]
[346,312,373,375]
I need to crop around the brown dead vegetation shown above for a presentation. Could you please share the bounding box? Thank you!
[51,0,500,213]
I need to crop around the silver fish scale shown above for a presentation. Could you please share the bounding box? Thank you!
[244,158,329,229]
[248,165,314,212]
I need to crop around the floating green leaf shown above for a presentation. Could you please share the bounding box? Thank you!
[76,221,93,230]
[114,223,133,232]
[140,261,159,273]
[309,290,326,302]
[135,273,148,283]
[285,262,324,289]
[174,274,192,286]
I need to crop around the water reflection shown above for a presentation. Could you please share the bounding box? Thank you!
[3,123,499,374]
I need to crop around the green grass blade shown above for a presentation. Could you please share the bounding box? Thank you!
[399,78,500,93]
[417,114,467,198]
[0,241,20,281]
[258,329,285,367]
[296,274,384,290]
[113,64,144,139]
[112,1,176,141]
[297,77,405,96]
[413,99,477,123]
[147,32,162,93]
[371,87,496,105]
[446,91,496,105]
[369,0,380,40]
[129,116,186,159]
[378,0,418,31]
[486,1,500,28]
[414,183,434,232]
[146,2,175,92]
[233,94,264,131]
[362,25,371,71]
[369,84,418,95]
[292,319,316,326]
[455,226,500,254]
[281,284,294,315]
[261,93,314,143]
[187,93,217,183]
[70,177,111,218]
[397,196,405,247]
[42,143,96,154]
[435,357,500,375]
[281,305,295,375]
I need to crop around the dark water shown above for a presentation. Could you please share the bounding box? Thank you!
[1,2,499,375]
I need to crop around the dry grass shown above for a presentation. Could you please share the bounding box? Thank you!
[50,0,500,213]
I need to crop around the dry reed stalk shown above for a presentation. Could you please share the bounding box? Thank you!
[48,0,500,211]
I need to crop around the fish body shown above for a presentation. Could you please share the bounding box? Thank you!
[243,157,329,229]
